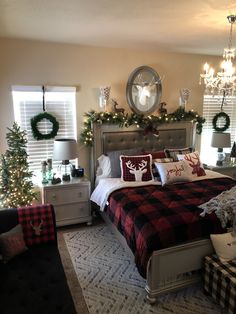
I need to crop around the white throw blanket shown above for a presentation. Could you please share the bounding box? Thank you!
[199,186,236,228]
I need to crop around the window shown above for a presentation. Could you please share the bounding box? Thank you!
[12,86,77,177]
[200,94,236,165]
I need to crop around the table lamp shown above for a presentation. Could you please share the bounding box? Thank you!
[53,139,77,181]
[211,132,231,166]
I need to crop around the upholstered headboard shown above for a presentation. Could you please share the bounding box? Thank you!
[90,121,196,188]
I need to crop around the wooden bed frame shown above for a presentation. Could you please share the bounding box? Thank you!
[90,121,213,303]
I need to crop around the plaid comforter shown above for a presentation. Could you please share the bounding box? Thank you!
[106,177,236,278]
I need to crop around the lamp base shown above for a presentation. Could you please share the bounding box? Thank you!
[62,174,71,181]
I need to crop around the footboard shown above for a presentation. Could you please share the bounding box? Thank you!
[145,239,214,303]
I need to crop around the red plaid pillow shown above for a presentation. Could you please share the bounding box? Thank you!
[120,154,154,182]
[17,204,56,247]
[143,150,166,159]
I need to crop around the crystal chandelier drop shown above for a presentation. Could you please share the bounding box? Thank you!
[200,15,236,99]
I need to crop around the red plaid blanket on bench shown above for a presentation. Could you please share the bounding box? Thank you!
[17,204,56,246]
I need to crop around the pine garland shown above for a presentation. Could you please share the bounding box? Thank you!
[80,108,205,146]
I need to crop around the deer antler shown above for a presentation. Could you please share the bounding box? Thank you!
[138,160,147,171]
[126,160,136,171]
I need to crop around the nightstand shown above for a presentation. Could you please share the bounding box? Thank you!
[205,164,236,179]
[39,177,92,227]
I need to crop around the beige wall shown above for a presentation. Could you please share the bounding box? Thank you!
[0,38,220,178]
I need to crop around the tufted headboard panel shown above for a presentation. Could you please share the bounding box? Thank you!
[90,121,196,189]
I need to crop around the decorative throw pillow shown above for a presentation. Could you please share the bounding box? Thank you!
[154,160,192,185]
[120,154,154,182]
[0,224,27,263]
[210,232,236,262]
[152,158,174,179]
[142,150,166,159]
[107,148,141,178]
[177,151,206,177]
[164,147,193,161]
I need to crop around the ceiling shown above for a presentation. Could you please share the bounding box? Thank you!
[0,0,235,55]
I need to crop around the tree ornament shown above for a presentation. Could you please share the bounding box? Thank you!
[31,112,59,140]
[212,111,230,132]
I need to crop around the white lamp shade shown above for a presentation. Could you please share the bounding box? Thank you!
[53,139,77,161]
[211,132,231,148]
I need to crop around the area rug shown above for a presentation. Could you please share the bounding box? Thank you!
[63,224,222,314]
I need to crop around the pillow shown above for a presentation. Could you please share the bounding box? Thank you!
[96,154,111,177]
[210,232,236,262]
[0,224,27,263]
[142,150,166,159]
[177,151,206,177]
[107,148,141,178]
[152,158,174,179]
[154,160,192,185]
[164,147,193,161]
[120,154,154,182]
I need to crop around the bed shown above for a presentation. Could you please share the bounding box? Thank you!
[90,121,236,303]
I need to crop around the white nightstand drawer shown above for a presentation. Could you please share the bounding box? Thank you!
[54,202,90,222]
[44,186,89,205]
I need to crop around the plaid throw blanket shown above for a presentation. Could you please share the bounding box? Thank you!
[18,204,56,246]
[106,177,236,278]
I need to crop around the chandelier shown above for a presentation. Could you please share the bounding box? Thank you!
[200,15,236,100]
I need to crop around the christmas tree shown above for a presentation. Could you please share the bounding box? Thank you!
[0,122,37,208]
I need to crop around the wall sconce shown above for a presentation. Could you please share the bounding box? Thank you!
[211,132,231,166]
[99,86,111,110]
[53,139,77,181]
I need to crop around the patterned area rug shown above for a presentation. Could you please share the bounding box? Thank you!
[64,224,222,314]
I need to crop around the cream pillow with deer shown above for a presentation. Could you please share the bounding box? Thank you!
[177,151,206,177]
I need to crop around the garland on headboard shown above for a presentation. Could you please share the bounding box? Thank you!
[80,108,205,147]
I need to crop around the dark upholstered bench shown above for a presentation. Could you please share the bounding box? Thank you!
[0,206,77,314]
[204,255,236,314]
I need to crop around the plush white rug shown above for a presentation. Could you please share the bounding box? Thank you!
[64,224,221,314]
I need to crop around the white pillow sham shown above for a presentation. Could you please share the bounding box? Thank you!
[154,160,192,185]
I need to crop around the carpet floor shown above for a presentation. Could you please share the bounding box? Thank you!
[59,222,223,314]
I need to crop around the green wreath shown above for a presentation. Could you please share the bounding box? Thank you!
[212,111,230,132]
[31,112,59,140]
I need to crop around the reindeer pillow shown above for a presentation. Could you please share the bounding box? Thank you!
[177,151,206,177]
[120,154,154,182]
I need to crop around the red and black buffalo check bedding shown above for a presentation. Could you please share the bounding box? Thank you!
[17,204,56,246]
[105,177,236,278]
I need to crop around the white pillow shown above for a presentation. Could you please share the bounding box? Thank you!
[154,160,192,185]
[177,151,206,177]
[210,232,236,262]
[95,154,111,186]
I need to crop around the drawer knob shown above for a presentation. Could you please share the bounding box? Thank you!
[52,194,56,200]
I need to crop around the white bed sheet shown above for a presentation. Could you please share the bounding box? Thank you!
[90,170,230,211]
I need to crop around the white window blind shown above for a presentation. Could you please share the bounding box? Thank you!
[200,94,236,165]
[12,86,77,175]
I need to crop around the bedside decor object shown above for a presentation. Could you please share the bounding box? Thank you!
[41,161,48,184]
[211,132,231,166]
[126,65,162,115]
[200,15,236,100]
[53,139,77,181]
